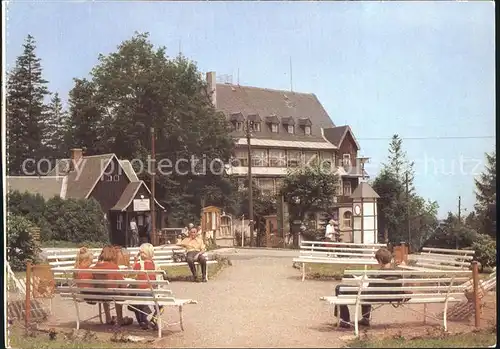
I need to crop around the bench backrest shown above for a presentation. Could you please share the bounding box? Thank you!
[45,246,185,269]
[298,241,386,260]
[410,247,475,271]
[55,269,177,305]
[338,269,472,302]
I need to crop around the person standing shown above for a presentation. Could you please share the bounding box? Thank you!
[325,219,337,241]
[130,218,139,247]
[145,214,152,244]
[177,228,208,282]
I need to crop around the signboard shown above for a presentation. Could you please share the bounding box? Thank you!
[133,199,150,212]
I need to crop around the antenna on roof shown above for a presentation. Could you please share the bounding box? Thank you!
[237,68,240,86]
[289,56,293,92]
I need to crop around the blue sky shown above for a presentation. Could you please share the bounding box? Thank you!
[5,1,495,218]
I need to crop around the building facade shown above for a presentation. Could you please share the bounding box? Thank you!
[206,72,368,241]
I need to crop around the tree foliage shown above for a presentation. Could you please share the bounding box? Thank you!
[65,32,235,223]
[7,214,40,271]
[7,191,109,244]
[372,134,438,250]
[474,151,496,237]
[6,35,50,175]
[280,164,340,247]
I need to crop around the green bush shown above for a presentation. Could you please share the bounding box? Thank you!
[7,214,40,271]
[471,233,496,271]
[8,191,52,240]
[7,191,109,245]
[50,198,109,244]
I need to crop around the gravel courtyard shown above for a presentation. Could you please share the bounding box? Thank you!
[44,248,493,348]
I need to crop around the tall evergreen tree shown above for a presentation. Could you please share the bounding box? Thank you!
[66,78,104,154]
[6,35,50,175]
[42,92,67,161]
[474,151,496,237]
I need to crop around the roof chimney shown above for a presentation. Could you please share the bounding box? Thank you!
[70,148,83,171]
[206,71,216,107]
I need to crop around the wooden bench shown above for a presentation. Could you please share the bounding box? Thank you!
[293,241,387,281]
[320,269,472,336]
[45,245,217,275]
[404,247,475,271]
[54,268,198,338]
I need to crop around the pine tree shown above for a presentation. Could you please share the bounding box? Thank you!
[66,78,104,154]
[474,151,496,237]
[6,35,49,175]
[42,92,67,161]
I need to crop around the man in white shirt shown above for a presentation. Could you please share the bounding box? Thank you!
[130,218,139,247]
[325,219,337,241]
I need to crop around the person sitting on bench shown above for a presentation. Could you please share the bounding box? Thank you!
[334,247,408,328]
[177,227,208,282]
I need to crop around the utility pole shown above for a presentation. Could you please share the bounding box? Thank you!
[246,118,255,247]
[151,127,156,245]
[406,171,410,250]
[457,195,461,249]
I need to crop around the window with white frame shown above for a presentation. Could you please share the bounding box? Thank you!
[320,151,333,170]
[258,178,275,196]
[269,149,286,167]
[271,123,279,133]
[234,121,243,131]
[287,150,301,167]
[304,126,311,135]
[343,181,352,196]
[251,149,268,167]
[342,153,351,167]
[117,214,123,230]
[343,211,352,228]
[253,122,261,132]
[303,151,318,166]
[287,125,295,134]
[235,149,248,167]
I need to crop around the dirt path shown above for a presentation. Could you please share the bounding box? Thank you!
[42,249,496,348]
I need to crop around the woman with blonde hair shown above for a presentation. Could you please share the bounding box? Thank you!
[74,247,95,304]
[129,243,157,329]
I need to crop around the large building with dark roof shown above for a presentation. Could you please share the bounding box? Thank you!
[206,72,368,239]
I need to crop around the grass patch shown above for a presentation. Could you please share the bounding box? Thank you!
[303,264,378,280]
[346,328,497,348]
[160,254,232,281]
[7,324,138,349]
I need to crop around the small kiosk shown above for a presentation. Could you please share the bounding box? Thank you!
[350,182,380,244]
[200,206,235,247]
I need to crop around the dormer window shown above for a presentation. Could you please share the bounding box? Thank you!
[298,118,312,135]
[230,112,245,131]
[266,115,280,133]
[247,114,262,133]
[281,117,295,134]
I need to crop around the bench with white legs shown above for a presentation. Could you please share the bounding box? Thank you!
[293,241,386,281]
[404,247,475,271]
[320,269,472,337]
[55,268,198,338]
[45,245,217,276]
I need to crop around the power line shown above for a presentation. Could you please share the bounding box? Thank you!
[357,136,495,141]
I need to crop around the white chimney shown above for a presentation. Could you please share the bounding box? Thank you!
[206,71,216,107]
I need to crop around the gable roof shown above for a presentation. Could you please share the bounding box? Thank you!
[7,176,68,200]
[323,125,360,150]
[350,182,380,199]
[45,154,115,199]
[215,84,335,143]
[110,181,165,211]
[119,160,140,182]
